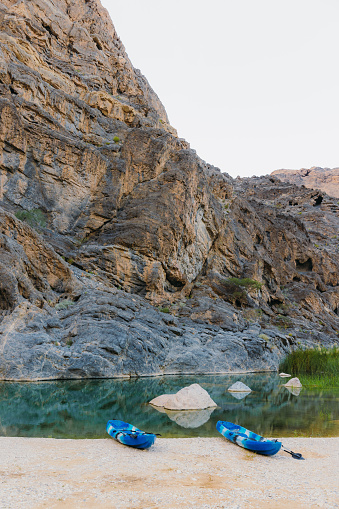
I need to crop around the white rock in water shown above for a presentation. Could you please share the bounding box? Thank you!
[149,383,217,410]
[148,394,172,407]
[228,381,252,392]
[284,377,302,387]
[279,372,291,377]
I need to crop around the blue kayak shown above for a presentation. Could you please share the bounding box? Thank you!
[216,421,281,456]
[106,420,156,449]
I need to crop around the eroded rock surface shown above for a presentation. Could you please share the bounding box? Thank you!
[0,0,338,380]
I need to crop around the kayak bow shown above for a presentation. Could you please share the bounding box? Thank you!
[106,420,156,449]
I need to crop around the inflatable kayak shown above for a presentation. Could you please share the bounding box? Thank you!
[106,420,156,449]
[216,421,281,456]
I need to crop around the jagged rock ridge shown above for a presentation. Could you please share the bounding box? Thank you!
[0,0,338,380]
[271,167,339,199]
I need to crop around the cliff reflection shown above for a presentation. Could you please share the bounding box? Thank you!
[0,373,338,438]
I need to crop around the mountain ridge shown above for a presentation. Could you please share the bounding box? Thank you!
[271,166,339,199]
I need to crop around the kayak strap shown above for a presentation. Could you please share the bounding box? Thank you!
[116,431,138,440]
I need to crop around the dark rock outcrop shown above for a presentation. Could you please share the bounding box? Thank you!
[0,0,338,380]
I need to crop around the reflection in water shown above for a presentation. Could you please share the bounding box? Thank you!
[0,373,338,438]
[284,386,302,396]
[152,406,215,428]
[229,391,251,400]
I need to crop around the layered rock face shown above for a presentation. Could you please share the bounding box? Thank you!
[272,167,339,199]
[0,0,338,380]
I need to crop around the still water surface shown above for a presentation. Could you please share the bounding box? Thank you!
[0,373,338,438]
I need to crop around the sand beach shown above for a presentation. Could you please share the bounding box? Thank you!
[0,437,338,508]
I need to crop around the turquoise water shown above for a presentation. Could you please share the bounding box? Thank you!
[0,373,338,438]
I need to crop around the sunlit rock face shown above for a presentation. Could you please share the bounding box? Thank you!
[0,1,338,380]
[271,167,339,199]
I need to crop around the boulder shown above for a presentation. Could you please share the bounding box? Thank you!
[149,383,217,410]
[228,381,252,392]
[284,377,302,387]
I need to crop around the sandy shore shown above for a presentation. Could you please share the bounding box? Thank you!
[0,437,338,509]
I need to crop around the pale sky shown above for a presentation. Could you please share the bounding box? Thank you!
[101,0,339,178]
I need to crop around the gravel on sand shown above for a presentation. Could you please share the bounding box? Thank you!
[0,437,338,508]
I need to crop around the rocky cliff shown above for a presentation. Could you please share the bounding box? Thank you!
[0,0,338,380]
[272,167,339,199]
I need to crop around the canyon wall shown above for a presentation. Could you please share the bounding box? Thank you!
[0,0,338,380]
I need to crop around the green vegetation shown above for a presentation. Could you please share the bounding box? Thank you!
[113,136,120,143]
[55,299,74,311]
[280,346,339,387]
[225,278,263,290]
[61,256,73,264]
[158,306,170,313]
[216,278,262,307]
[15,208,46,228]
[296,374,339,389]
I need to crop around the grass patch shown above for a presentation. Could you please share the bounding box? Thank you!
[297,374,339,388]
[280,346,339,387]
[15,208,46,228]
[225,278,263,290]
